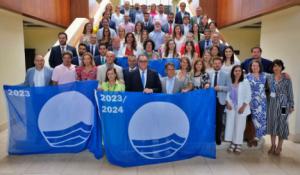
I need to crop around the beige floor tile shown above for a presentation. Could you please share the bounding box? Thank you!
[137,162,174,175]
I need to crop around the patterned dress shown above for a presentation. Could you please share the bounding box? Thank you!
[246,73,267,139]
[267,74,294,139]
[191,72,210,89]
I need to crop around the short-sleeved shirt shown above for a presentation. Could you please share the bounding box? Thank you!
[52,64,76,85]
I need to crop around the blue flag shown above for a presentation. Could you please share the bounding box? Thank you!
[115,57,180,77]
[97,89,216,167]
[3,81,103,158]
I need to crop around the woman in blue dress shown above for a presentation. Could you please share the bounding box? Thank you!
[246,60,268,145]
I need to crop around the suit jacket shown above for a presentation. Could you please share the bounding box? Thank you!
[87,44,100,57]
[49,45,77,68]
[191,16,202,26]
[162,22,174,34]
[120,9,135,22]
[71,56,81,66]
[94,55,106,66]
[209,70,231,105]
[144,20,154,33]
[161,77,184,94]
[181,24,192,35]
[23,67,53,86]
[99,20,116,31]
[175,11,190,24]
[96,64,123,84]
[199,39,212,57]
[126,69,162,93]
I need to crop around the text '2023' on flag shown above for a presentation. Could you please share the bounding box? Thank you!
[3,80,102,159]
[96,89,216,167]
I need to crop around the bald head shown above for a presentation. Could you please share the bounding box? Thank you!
[106,51,115,64]
[34,55,45,70]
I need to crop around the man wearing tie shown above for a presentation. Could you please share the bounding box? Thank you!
[126,54,162,93]
[209,57,231,145]
[87,34,99,57]
[191,6,203,26]
[143,12,154,33]
[123,55,137,87]
[49,32,77,68]
[161,63,185,94]
[94,43,107,66]
[199,29,212,57]
[162,12,175,34]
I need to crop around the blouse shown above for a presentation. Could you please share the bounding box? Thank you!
[76,66,97,80]
[191,72,210,89]
[101,81,125,92]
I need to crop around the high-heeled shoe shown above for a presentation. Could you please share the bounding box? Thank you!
[268,145,276,154]
[274,147,282,156]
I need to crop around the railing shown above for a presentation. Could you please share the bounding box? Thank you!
[44,0,110,66]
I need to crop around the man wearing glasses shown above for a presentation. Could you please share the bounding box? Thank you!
[125,54,162,93]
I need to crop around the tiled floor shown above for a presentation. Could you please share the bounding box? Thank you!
[0,130,300,175]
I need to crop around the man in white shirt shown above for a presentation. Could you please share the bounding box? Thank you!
[153,4,168,26]
[23,55,53,87]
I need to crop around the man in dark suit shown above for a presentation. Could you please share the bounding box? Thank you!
[86,34,99,57]
[94,43,107,66]
[241,47,273,73]
[49,32,77,68]
[175,2,190,24]
[71,43,87,66]
[123,55,137,85]
[162,12,175,34]
[143,12,154,33]
[126,54,162,93]
[199,29,212,57]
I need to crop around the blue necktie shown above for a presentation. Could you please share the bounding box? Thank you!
[141,71,145,88]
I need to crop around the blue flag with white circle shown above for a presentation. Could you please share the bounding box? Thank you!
[3,81,102,159]
[96,89,216,167]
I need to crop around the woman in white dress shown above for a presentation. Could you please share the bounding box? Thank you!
[222,46,240,74]
[173,24,186,54]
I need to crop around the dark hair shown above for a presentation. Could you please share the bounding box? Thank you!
[180,56,192,72]
[193,59,206,74]
[251,46,262,53]
[143,39,155,51]
[271,59,285,71]
[98,43,107,49]
[212,56,222,63]
[249,60,263,73]
[82,23,93,34]
[208,21,217,28]
[190,23,200,41]
[210,45,221,57]
[231,65,244,83]
[184,41,196,58]
[168,12,174,16]
[135,21,144,33]
[165,62,175,69]
[222,46,234,65]
[58,32,68,39]
[173,24,183,38]
[125,32,137,50]
[105,67,119,82]
[62,50,73,58]
[164,39,178,58]
[78,43,87,49]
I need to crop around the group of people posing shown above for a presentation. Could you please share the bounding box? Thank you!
[24,2,294,156]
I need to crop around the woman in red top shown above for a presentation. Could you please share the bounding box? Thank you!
[76,52,97,80]
[121,32,138,56]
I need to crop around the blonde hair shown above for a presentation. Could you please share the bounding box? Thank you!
[82,52,95,66]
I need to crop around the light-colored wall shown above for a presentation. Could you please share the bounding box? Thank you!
[260,6,300,142]
[220,27,261,61]
[0,9,26,130]
[24,27,63,55]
